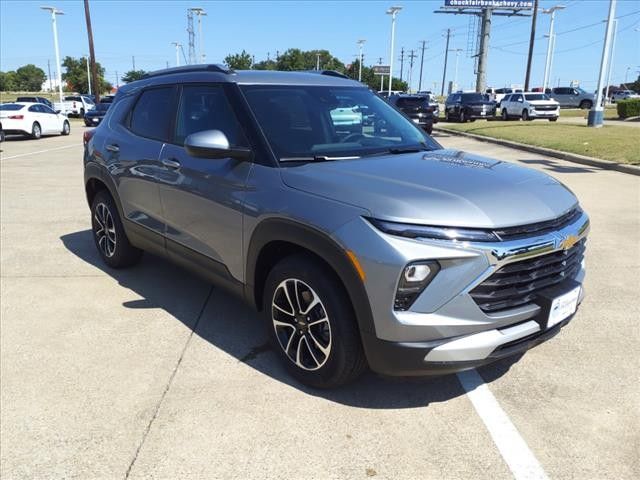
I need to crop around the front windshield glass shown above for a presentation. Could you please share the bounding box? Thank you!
[524,94,550,101]
[461,93,489,102]
[241,85,440,161]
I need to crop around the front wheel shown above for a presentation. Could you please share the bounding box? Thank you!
[61,120,70,135]
[91,190,142,268]
[263,254,367,388]
[459,110,467,123]
[502,109,509,121]
[549,117,558,122]
[522,109,530,121]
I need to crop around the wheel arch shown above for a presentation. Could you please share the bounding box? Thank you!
[246,218,376,335]
[84,164,125,220]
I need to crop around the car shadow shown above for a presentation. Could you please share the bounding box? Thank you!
[60,229,519,409]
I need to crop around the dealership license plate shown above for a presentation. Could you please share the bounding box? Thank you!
[480,111,486,116]
[547,287,580,328]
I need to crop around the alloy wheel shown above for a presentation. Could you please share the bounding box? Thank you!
[271,278,332,371]
[94,202,117,257]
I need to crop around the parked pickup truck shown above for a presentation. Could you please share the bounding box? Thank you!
[54,95,96,117]
[546,87,594,109]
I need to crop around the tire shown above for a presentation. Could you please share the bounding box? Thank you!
[579,100,592,109]
[444,110,450,122]
[91,190,142,269]
[0,129,5,142]
[549,117,558,122]
[84,120,92,127]
[61,120,70,135]
[459,110,467,123]
[80,108,85,117]
[263,254,367,388]
[31,122,41,139]
[522,109,529,121]
[502,109,509,121]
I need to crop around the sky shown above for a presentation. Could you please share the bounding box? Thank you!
[1,0,639,92]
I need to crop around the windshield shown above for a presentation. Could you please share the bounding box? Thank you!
[0,104,24,111]
[524,94,550,101]
[461,93,489,102]
[395,96,428,108]
[96,103,110,111]
[241,85,439,161]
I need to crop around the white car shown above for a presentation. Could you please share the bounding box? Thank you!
[500,92,559,121]
[0,102,71,139]
[612,90,639,102]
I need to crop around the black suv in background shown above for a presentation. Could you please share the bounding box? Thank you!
[444,92,496,122]
[15,96,54,109]
[388,94,435,134]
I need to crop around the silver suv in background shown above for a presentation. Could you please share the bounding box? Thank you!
[83,65,589,388]
[547,87,594,109]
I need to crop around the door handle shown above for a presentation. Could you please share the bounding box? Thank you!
[162,158,181,169]
[106,144,120,153]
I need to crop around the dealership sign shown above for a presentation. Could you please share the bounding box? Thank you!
[372,65,390,76]
[444,0,533,8]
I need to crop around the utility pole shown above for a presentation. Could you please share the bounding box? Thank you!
[189,8,207,64]
[166,61,169,69]
[186,9,196,64]
[115,71,119,88]
[440,29,451,96]
[418,40,427,92]
[83,0,100,102]
[475,8,492,93]
[132,55,136,70]
[524,0,539,91]
[47,59,53,92]
[407,49,417,93]
[589,0,617,127]
[399,47,405,81]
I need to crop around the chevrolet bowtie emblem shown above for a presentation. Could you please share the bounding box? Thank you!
[559,234,579,250]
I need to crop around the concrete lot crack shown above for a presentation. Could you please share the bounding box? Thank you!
[123,285,214,479]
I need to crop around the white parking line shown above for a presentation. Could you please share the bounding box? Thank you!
[457,369,549,480]
[1,143,81,160]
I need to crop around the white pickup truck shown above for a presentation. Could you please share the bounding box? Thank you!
[53,95,96,117]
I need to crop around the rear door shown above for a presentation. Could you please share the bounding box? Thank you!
[107,86,177,237]
[157,83,253,279]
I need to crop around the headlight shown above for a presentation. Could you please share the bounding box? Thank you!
[395,261,440,310]
[368,218,499,242]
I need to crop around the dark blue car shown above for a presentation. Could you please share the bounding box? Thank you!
[84,102,110,126]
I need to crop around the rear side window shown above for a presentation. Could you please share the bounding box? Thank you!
[174,84,247,146]
[0,104,25,111]
[130,87,174,142]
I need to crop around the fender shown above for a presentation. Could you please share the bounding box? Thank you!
[245,218,376,335]
[84,162,125,220]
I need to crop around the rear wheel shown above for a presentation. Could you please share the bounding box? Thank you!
[579,100,592,109]
[31,122,41,139]
[549,117,558,122]
[263,254,367,388]
[91,190,142,268]
[502,109,509,121]
[61,120,70,135]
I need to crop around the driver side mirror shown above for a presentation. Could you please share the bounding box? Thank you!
[184,130,252,161]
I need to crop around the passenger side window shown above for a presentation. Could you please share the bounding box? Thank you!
[130,87,174,142]
[175,85,247,146]
[28,105,41,113]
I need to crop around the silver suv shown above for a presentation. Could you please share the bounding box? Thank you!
[83,65,589,388]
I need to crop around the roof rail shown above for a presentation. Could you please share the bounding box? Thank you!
[142,64,234,79]
[304,70,350,79]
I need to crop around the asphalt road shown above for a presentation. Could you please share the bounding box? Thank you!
[1,125,638,479]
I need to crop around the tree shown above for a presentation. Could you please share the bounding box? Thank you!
[275,49,345,72]
[122,69,148,83]
[62,56,110,93]
[253,59,277,71]
[0,71,19,91]
[15,64,46,91]
[224,50,252,70]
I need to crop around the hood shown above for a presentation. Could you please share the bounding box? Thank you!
[281,149,577,229]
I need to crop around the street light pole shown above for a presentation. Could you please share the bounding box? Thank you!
[386,6,402,95]
[588,0,617,127]
[542,5,564,92]
[40,6,64,105]
[171,42,181,67]
[357,39,366,82]
[604,19,618,103]
[453,49,462,91]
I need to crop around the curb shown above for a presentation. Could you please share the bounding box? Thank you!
[434,126,640,177]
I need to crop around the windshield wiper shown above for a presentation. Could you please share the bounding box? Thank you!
[279,155,360,163]
[387,146,430,154]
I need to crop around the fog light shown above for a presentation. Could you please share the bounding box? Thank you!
[395,261,440,311]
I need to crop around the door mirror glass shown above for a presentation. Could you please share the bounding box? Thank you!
[184,130,252,160]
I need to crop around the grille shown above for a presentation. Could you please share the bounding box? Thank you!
[470,239,586,313]
[534,105,557,111]
[493,208,582,241]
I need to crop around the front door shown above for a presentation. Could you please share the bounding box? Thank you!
[157,84,252,281]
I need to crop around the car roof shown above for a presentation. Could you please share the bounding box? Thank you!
[117,65,363,97]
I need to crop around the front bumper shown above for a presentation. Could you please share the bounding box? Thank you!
[332,210,589,376]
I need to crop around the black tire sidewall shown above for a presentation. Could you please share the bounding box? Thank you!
[263,255,366,388]
[90,190,142,268]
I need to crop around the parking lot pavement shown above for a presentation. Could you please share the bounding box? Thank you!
[1,127,638,479]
